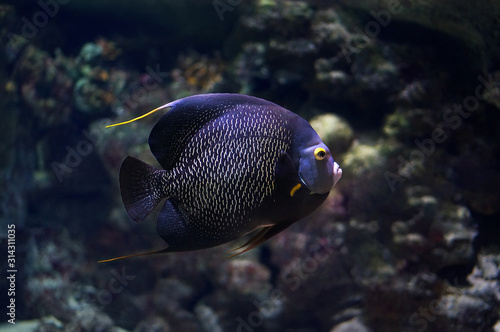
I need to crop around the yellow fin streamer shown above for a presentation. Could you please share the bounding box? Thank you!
[98,247,170,263]
[105,104,170,128]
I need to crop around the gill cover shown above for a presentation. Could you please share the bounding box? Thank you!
[298,143,334,194]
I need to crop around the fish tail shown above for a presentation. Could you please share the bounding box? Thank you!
[119,156,169,222]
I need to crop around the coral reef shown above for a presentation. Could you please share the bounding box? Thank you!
[1,0,500,331]
[309,113,354,154]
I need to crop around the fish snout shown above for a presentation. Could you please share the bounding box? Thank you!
[333,162,342,187]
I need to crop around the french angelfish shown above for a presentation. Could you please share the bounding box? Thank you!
[99,93,342,262]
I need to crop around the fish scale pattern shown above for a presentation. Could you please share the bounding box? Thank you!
[162,104,293,241]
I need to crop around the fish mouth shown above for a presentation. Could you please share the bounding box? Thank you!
[333,162,342,187]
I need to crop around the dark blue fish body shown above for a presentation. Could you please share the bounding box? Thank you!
[114,94,342,258]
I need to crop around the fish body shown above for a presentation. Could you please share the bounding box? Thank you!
[118,94,342,256]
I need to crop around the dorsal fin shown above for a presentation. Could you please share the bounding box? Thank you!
[105,104,170,128]
[148,93,282,170]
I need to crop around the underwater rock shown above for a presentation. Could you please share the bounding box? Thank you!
[73,75,113,114]
[395,80,439,108]
[78,39,122,64]
[426,205,476,272]
[268,38,317,57]
[0,319,38,331]
[439,256,500,332]
[26,232,84,278]
[309,113,354,154]
[134,316,171,332]
[344,219,396,283]
[25,274,115,330]
[194,304,224,332]
[350,45,400,92]
[73,39,131,115]
[170,51,225,98]
[35,316,64,331]
[330,317,370,332]
[341,141,387,176]
[311,9,350,49]
[339,138,411,224]
[383,107,439,141]
[236,1,406,125]
[362,272,445,331]
[79,42,105,63]
[155,306,200,332]
[471,254,500,281]
[71,305,116,331]
[264,216,360,331]
[16,46,75,127]
[12,36,155,124]
[385,184,478,277]
[315,67,351,88]
[242,0,314,37]
[216,259,272,297]
[153,277,196,311]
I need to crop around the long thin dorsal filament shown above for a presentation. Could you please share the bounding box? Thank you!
[105,104,170,128]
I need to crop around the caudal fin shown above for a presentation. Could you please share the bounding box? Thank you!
[119,156,167,222]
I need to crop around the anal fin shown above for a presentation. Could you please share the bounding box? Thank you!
[98,247,170,263]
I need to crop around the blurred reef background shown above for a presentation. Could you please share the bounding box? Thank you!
[1,0,500,331]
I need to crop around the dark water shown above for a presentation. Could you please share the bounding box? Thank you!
[0,1,499,331]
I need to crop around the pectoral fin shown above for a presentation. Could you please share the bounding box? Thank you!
[227,220,296,258]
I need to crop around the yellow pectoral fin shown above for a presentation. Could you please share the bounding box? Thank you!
[290,183,302,197]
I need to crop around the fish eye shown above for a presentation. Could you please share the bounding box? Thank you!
[314,147,327,161]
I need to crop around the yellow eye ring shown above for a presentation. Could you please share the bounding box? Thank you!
[314,147,327,161]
